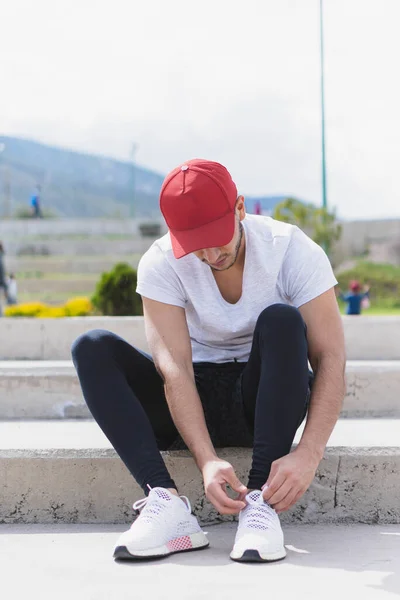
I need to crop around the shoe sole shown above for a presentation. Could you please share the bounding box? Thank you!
[114,531,209,561]
[230,548,287,563]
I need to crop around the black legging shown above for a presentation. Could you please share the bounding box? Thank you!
[71,304,312,493]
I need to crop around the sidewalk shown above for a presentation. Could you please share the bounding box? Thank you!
[1,523,399,600]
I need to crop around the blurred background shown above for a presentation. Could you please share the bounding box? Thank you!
[1,0,400,316]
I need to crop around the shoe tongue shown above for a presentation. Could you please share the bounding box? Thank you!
[246,490,263,504]
[150,487,173,501]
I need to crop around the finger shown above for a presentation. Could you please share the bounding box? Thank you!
[237,489,248,503]
[207,492,244,516]
[264,462,283,492]
[276,490,304,514]
[262,471,286,502]
[225,470,248,495]
[274,487,300,513]
[282,488,306,512]
[208,484,246,512]
[265,462,279,487]
[265,480,293,507]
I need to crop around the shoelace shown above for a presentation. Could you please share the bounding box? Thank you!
[242,492,279,532]
[132,486,192,518]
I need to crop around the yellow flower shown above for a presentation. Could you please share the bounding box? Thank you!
[4,302,47,317]
[64,297,93,317]
[4,297,92,318]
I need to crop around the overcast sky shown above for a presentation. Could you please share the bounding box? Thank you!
[1,0,399,219]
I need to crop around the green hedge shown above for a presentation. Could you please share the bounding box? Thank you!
[336,261,400,308]
[92,262,143,316]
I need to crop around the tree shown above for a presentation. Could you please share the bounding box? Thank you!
[273,197,342,256]
[92,262,142,316]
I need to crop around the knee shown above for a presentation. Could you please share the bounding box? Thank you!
[71,329,116,364]
[255,303,305,333]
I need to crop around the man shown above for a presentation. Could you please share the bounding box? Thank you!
[6,273,18,305]
[72,159,346,563]
[0,242,8,313]
[31,185,42,218]
[337,280,371,315]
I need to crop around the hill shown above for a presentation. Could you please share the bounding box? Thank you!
[0,136,164,218]
[0,136,288,218]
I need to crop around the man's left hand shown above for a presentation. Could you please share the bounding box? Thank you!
[261,447,320,513]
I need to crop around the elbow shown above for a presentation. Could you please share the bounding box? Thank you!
[154,359,194,386]
[310,348,347,378]
[311,351,347,398]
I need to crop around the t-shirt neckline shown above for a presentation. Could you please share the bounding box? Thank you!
[204,218,249,307]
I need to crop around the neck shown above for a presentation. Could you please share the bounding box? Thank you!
[235,223,246,270]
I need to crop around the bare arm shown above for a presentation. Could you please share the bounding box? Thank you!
[142,297,216,469]
[142,297,247,514]
[298,287,347,461]
[263,288,346,512]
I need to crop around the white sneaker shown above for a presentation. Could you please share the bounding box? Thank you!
[113,487,209,560]
[230,490,286,562]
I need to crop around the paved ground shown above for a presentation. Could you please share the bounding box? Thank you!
[1,523,399,599]
[1,418,400,449]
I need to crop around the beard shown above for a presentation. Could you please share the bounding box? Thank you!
[209,221,244,272]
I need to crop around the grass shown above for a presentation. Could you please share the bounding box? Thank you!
[16,293,400,314]
[340,306,400,316]
[16,271,98,281]
[10,256,400,314]
[364,307,400,315]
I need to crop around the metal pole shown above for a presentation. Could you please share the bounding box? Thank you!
[130,143,138,219]
[320,0,328,212]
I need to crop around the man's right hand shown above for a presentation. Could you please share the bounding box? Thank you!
[202,459,248,515]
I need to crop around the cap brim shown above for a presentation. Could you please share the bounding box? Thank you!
[169,211,236,259]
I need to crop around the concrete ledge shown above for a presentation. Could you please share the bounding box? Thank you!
[2,315,400,360]
[343,315,400,360]
[0,361,87,419]
[1,317,149,361]
[342,360,400,417]
[1,360,400,419]
[0,420,399,525]
[1,447,399,525]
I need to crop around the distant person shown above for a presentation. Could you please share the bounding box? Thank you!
[254,200,262,215]
[6,273,18,305]
[0,242,7,291]
[337,280,370,315]
[31,185,43,218]
[0,242,7,314]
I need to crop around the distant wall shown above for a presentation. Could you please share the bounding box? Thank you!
[0,218,165,237]
[332,219,400,266]
[0,218,167,257]
[2,216,400,263]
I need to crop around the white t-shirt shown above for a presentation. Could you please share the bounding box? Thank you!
[136,214,338,363]
[6,278,17,302]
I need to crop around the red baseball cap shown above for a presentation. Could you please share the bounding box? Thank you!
[350,280,361,292]
[160,159,238,259]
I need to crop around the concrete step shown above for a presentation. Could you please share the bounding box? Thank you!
[0,419,399,525]
[2,317,148,361]
[1,360,400,419]
[2,315,400,361]
[1,523,399,600]
[0,361,87,419]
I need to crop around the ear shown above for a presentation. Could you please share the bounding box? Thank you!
[236,195,246,220]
